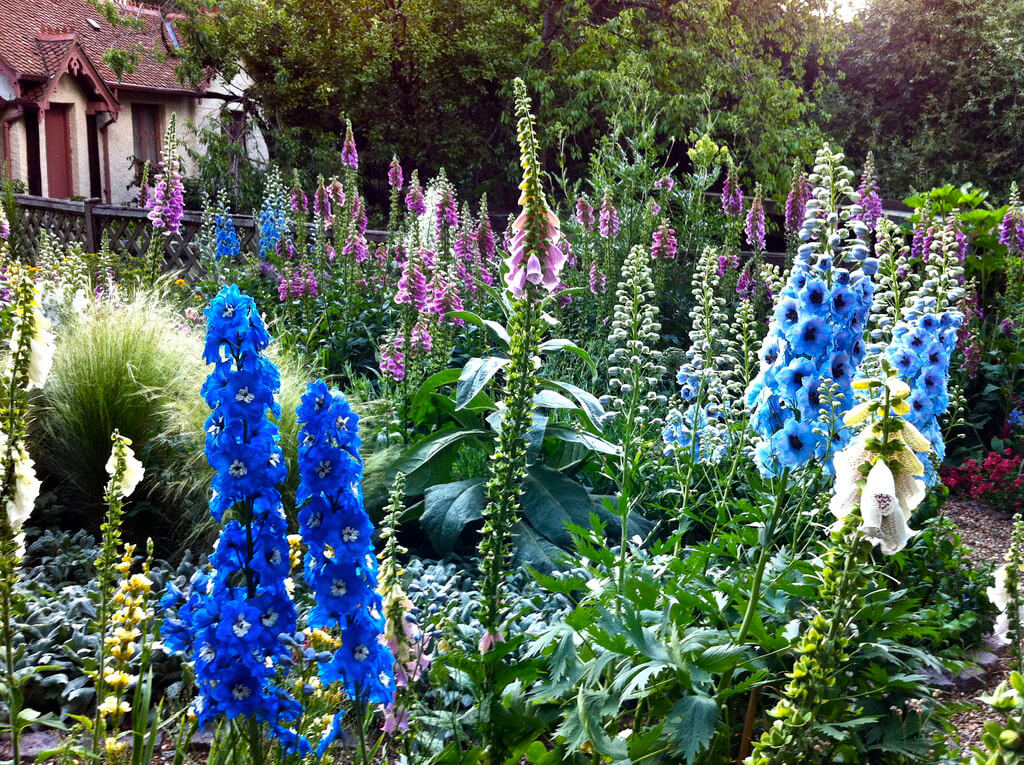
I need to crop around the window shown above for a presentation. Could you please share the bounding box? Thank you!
[222,110,246,147]
[132,104,161,171]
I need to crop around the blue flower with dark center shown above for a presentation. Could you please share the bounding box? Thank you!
[744,152,876,475]
[775,297,801,329]
[883,302,962,482]
[799,278,830,315]
[791,317,832,356]
[770,419,817,468]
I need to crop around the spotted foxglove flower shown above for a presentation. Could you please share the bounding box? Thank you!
[341,120,359,170]
[854,152,884,231]
[598,188,619,239]
[146,118,184,235]
[405,171,426,217]
[721,163,743,216]
[588,261,607,294]
[651,220,677,260]
[1001,182,1024,259]
[388,156,403,189]
[5,441,39,549]
[504,82,566,299]
[0,201,8,240]
[745,184,766,251]
[785,166,812,234]
[576,195,595,231]
[828,382,928,555]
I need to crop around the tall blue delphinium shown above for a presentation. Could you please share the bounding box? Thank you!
[885,216,966,482]
[259,167,290,257]
[745,145,876,475]
[295,380,394,759]
[161,285,306,758]
[215,212,241,260]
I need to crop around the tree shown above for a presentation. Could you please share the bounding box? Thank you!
[170,0,844,207]
[826,0,1024,196]
[519,0,846,194]
[174,0,534,208]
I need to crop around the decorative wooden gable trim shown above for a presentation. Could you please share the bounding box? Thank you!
[34,31,120,117]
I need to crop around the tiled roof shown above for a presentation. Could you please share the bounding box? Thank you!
[0,0,196,94]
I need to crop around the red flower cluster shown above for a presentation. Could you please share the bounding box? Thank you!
[942,447,1024,513]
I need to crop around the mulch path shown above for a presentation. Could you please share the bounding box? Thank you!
[944,499,1015,759]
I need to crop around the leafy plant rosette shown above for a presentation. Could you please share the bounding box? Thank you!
[389,289,652,569]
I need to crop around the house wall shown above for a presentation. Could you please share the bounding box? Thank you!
[1,109,29,185]
[4,73,267,204]
[106,90,199,204]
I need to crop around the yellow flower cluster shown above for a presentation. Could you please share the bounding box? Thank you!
[687,133,730,170]
[287,533,304,571]
[99,544,155,747]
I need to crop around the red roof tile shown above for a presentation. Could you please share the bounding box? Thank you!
[0,0,196,94]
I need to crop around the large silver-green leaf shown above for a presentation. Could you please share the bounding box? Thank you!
[391,428,490,494]
[456,357,510,410]
[421,479,486,556]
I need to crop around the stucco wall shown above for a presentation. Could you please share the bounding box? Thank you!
[1,110,29,186]
[105,90,199,204]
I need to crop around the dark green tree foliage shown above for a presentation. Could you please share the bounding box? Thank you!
[524,0,845,194]
[174,0,534,206]
[171,0,843,205]
[828,0,1024,195]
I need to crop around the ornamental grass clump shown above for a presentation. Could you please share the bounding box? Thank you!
[747,372,930,764]
[745,145,875,474]
[294,379,394,760]
[161,285,306,759]
[30,288,217,540]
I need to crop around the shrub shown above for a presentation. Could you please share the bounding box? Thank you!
[28,289,310,550]
[942,445,1024,513]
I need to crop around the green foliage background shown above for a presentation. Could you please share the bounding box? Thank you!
[170,0,846,207]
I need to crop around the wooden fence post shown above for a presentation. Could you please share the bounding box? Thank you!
[83,197,99,253]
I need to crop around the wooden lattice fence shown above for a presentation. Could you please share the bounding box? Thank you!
[13,194,386,278]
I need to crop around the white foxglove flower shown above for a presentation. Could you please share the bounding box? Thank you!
[105,435,146,499]
[987,564,1022,642]
[859,460,916,555]
[6,444,40,544]
[25,307,55,390]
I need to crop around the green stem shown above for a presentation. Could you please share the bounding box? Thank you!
[2,560,18,765]
[716,470,789,697]
[248,717,265,765]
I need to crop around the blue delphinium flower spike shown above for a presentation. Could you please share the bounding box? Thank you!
[296,380,395,757]
[161,285,307,754]
[745,145,875,475]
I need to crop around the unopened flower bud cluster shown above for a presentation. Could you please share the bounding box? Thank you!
[604,245,667,422]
